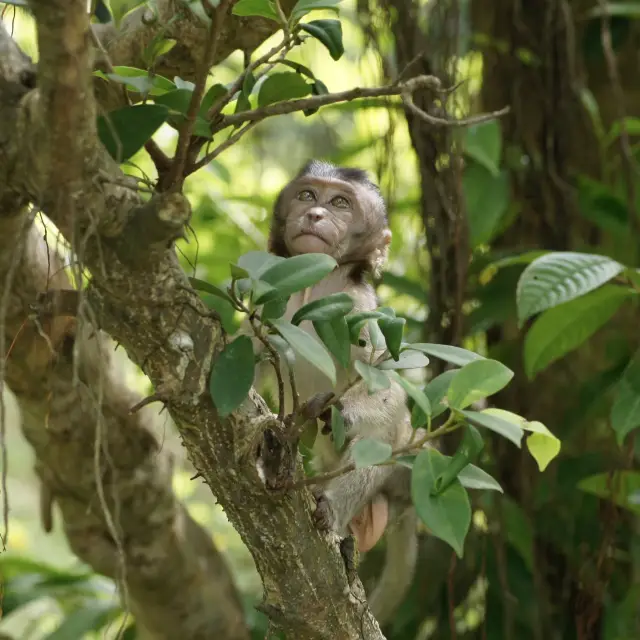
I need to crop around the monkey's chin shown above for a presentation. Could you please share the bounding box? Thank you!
[291,234,329,254]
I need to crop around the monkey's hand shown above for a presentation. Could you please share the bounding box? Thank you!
[312,487,337,532]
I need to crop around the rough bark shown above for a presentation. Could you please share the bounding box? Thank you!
[0,2,387,638]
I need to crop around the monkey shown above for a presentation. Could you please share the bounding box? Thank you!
[255,159,423,625]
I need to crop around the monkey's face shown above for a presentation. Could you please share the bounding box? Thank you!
[283,179,363,258]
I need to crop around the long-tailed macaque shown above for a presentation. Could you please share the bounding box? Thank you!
[257,160,421,624]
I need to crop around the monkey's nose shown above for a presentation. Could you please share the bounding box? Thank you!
[306,208,326,223]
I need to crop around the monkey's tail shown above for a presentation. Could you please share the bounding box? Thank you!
[367,506,418,627]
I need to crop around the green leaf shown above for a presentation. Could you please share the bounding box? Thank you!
[411,448,471,557]
[45,602,120,640]
[235,72,257,114]
[292,0,343,21]
[525,421,561,471]
[377,316,405,360]
[389,371,431,418]
[142,36,177,66]
[463,164,510,247]
[611,348,640,445]
[378,350,430,370]
[352,438,392,468]
[447,359,514,409]
[153,88,194,115]
[578,471,640,514]
[267,334,295,366]
[405,343,485,367]
[262,296,289,320]
[100,66,175,95]
[331,405,346,452]
[463,120,502,175]
[258,72,312,107]
[516,251,625,325]
[524,285,633,378]
[253,279,280,304]
[200,83,229,116]
[354,360,391,394]
[412,370,459,428]
[259,253,337,297]
[346,311,385,344]
[237,251,283,278]
[458,464,503,492]
[314,317,351,369]
[272,319,337,385]
[482,409,560,470]
[432,425,484,496]
[605,116,640,145]
[291,292,354,325]
[209,336,255,417]
[232,0,279,20]
[97,104,169,163]
[368,318,386,351]
[457,409,524,447]
[188,277,234,304]
[300,19,344,60]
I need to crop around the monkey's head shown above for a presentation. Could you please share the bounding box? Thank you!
[269,160,392,277]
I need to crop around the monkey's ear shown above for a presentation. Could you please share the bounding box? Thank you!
[381,229,392,246]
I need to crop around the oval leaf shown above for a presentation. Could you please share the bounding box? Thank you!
[447,359,514,409]
[259,253,337,298]
[292,0,343,20]
[516,251,624,325]
[458,464,503,492]
[210,336,255,417]
[378,316,405,360]
[97,104,169,163]
[412,369,459,428]
[300,19,344,60]
[354,360,391,394]
[525,422,561,472]
[379,350,430,370]
[524,285,633,379]
[352,438,392,468]
[232,0,279,20]
[458,409,524,447]
[389,371,431,418]
[411,448,471,557]
[313,317,350,369]
[291,292,354,325]
[272,319,336,385]
[188,277,233,303]
[432,425,484,495]
[404,343,485,367]
[258,72,312,108]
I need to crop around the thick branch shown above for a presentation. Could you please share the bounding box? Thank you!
[0,8,387,640]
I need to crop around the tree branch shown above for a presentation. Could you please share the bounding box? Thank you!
[0,8,388,640]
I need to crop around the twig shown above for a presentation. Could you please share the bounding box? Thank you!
[286,418,460,490]
[214,75,443,131]
[162,0,231,190]
[190,121,258,173]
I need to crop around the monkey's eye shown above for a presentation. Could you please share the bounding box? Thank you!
[331,196,350,208]
[297,190,316,202]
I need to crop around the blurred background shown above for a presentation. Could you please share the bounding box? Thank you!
[1,0,639,638]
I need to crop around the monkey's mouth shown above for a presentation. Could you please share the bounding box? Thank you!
[296,230,327,243]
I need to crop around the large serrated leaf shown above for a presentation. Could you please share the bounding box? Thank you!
[209,336,255,417]
[516,251,625,325]
[524,285,633,378]
[272,319,336,385]
[411,449,471,557]
[447,359,514,409]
